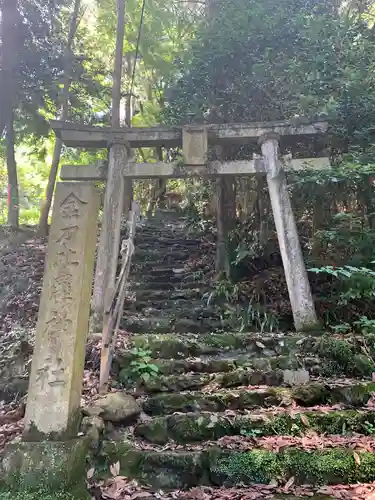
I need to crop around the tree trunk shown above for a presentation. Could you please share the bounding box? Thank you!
[1,0,21,227]
[0,0,20,138]
[146,148,166,216]
[112,0,125,128]
[6,113,19,228]
[38,0,81,237]
[216,175,237,277]
[125,52,132,127]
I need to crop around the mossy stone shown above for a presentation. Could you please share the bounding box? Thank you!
[135,410,375,444]
[101,441,203,490]
[0,439,89,492]
[210,448,375,486]
[131,333,306,359]
[143,382,375,416]
[97,442,375,488]
[310,336,374,378]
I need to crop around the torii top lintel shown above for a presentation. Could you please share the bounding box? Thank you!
[51,119,328,149]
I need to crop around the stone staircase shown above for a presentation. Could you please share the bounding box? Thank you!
[102,209,375,497]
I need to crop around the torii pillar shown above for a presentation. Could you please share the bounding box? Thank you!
[92,137,130,329]
[259,133,318,330]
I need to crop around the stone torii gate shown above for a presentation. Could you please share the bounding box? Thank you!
[1,119,330,489]
[52,118,329,331]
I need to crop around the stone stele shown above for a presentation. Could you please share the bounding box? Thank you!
[24,182,100,440]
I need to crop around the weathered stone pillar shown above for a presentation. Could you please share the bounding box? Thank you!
[92,139,130,328]
[24,182,100,440]
[259,133,318,330]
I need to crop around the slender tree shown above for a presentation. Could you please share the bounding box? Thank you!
[38,0,82,236]
[1,0,22,227]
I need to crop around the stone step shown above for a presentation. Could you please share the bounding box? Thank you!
[128,367,289,393]
[124,298,204,312]
[131,288,204,302]
[120,316,222,334]
[132,261,190,274]
[130,333,308,359]
[114,352,314,376]
[136,236,200,246]
[134,408,375,444]
[124,365,371,394]
[115,349,372,387]
[102,439,375,490]
[122,305,220,321]
[128,333,374,378]
[133,249,190,261]
[130,274,186,285]
[131,271,204,284]
[146,267,188,276]
[142,380,375,415]
[136,243,200,254]
[132,279,209,290]
[131,270,202,283]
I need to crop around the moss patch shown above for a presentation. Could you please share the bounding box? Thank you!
[135,410,375,444]
[309,336,374,378]
[209,448,375,485]
[97,443,375,489]
[0,439,89,492]
[143,382,375,416]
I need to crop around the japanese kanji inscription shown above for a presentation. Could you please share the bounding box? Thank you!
[24,182,100,440]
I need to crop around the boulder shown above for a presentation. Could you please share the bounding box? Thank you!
[83,392,141,423]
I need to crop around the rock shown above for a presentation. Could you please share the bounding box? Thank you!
[83,392,141,423]
[81,416,104,451]
[81,415,105,433]
[283,369,310,386]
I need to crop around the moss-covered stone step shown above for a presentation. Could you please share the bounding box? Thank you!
[122,306,220,323]
[127,334,375,378]
[134,247,190,258]
[101,442,375,490]
[136,235,201,246]
[142,381,375,415]
[130,333,307,359]
[136,242,197,254]
[132,273,186,285]
[121,317,222,334]
[115,352,311,376]
[127,367,288,393]
[125,302,216,317]
[134,409,375,444]
[133,280,210,292]
[133,288,204,301]
[133,246,190,265]
[124,298,204,313]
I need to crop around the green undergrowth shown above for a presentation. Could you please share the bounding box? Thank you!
[313,336,374,377]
